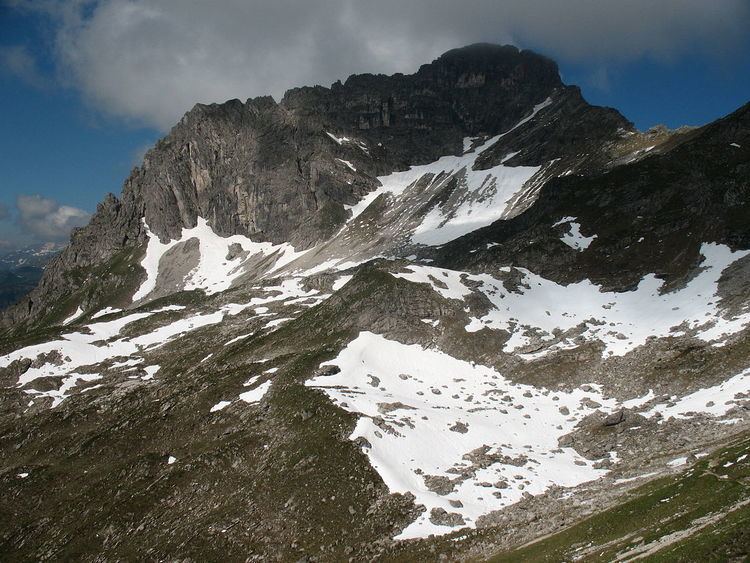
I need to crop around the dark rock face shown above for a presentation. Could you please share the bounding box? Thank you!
[433,101,750,291]
[283,43,566,169]
[136,43,570,248]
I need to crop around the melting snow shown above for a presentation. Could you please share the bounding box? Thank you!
[91,307,122,319]
[264,317,293,329]
[397,243,750,358]
[646,366,750,420]
[553,216,597,251]
[344,99,551,245]
[133,218,305,301]
[1,306,243,407]
[332,275,354,291]
[210,400,232,413]
[667,456,688,467]
[462,137,478,153]
[308,331,750,539]
[141,365,160,381]
[62,307,84,326]
[225,333,251,346]
[307,332,615,539]
[336,158,357,172]
[239,380,272,404]
[326,132,351,145]
[325,132,368,153]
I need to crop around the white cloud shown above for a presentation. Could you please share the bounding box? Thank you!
[15,0,750,130]
[16,195,90,241]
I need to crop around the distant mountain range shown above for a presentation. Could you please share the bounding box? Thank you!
[0,242,65,310]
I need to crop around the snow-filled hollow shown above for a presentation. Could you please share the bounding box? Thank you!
[132,217,306,302]
[395,243,750,358]
[307,332,750,540]
[307,332,616,539]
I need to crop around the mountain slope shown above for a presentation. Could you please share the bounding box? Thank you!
[1,44,750,561]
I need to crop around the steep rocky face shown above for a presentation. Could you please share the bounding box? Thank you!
[432,101,750,291]
[282,43,567,168]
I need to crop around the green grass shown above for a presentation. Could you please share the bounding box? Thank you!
[489,434,750,562]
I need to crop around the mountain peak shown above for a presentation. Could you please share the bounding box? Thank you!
[3,39,750,562]
[426,42,560,81]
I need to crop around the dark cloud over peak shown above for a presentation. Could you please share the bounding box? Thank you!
[12,0,748,130]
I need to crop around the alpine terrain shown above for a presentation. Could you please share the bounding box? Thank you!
[2,44,750,561]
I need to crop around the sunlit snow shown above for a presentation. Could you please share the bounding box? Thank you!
[210,400,232,412]
[397,243,750,358]
[307,332,614,539]
[62,306,84,326]
[133,218,305,301]
[239,380,272,404]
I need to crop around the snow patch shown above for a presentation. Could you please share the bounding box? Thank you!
[132,218,304,301]
[646,366,750,420]
[307,332,614,539]
[239,380,272,404]
[336,158,357,172]
[210,400,232,413]
[62,307,84,325]
[553,217,597,251]
[396,243,750,358]
[332,275,354,291]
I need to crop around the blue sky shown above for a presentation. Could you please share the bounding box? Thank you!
[0,0,748,251]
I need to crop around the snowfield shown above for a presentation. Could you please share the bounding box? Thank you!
[308,332,616,539]
[133,217,306,301]
[307,332,750,539]
[1,277,329,408]
[396,243,750,358]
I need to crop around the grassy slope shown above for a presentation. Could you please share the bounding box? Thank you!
[490,433,750,562]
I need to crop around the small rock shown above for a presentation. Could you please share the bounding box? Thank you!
[603,410,626,427]
[429,507,465,527]
[449,421,469,434]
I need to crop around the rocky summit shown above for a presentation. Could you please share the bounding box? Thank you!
[2,43,750,561]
